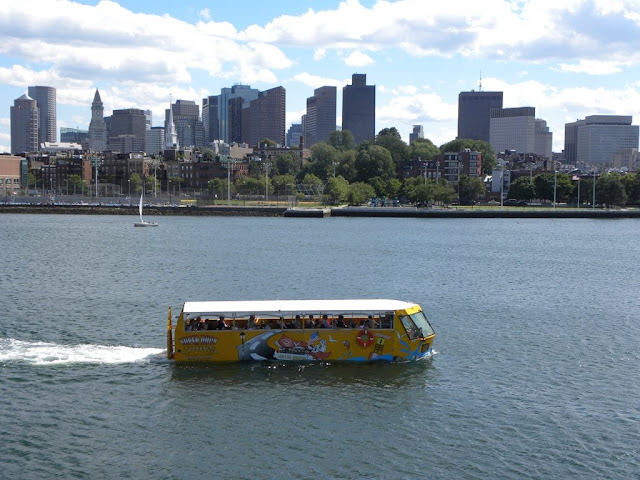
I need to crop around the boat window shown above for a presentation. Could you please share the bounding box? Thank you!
[399,315,421,340]
[409,311,435,337]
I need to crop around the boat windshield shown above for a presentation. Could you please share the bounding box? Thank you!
[399,310,435,340]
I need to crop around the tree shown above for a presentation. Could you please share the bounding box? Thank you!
[258,138,276,147]
[67,174,85,195]
[355,145,395,182]
[336,150,357,182]
[328,130,355,151]
[129,173,143,193]
[273,152,301,177]
[622,173,640,204]
[409,138,440,162]
[307,142,338,180]
[534,174,554,201]
[202,149,215,162]
[413,182,435,204]
[235,175,264,195]
[347,182,375,205]
[597,173,627,208]
[433,179,457,205]
[145,175,159,194]
[208,178,225,196]
[375,127,408,165]
[509,176,536,201]
[325,176,350,204]
[439,138,497,174]
[457,175,485,202]
[271,174,296,196]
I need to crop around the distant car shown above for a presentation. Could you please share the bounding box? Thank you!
[460,200,478,206]
[503,199,518,206]
[517,200,529,206]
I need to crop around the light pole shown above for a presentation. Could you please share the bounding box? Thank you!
[500,168,504,208]
[553,170,557,209]
[592,170,596,209]
[264,161,271,203]
[128,179,130,198]
[577,176,580,208]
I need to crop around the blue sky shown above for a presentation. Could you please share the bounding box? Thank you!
[2,0,640,153]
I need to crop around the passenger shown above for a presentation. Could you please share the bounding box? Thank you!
[276,316,285,329]
[336,315,347,328]
[249,315,259,330]
[365,315,374,329]
[217,315,228,330]
[185,318,193,331]
[293,316,301,329]
[264,320,272,330]
[303,314,313,328]
[205,319,215,330]
[285,318,295,329]
[321,314,332,328]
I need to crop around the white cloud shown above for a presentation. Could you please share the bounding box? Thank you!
[199,8,211,20]
[344,51,374,67]
[292,73,344,89]
[555,59,630,75]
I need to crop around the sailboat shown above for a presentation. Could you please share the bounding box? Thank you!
[134,190,158,227]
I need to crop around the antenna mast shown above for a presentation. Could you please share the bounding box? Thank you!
[479,71,482,92]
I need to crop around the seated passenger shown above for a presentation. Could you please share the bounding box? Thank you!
[365,315,374,329]
[185,318,193,331]
[321,314,332,329]
[303,315,313,328]
[249,315,259,330]
[217,316,229,330]
[336,315,347,328]
[293,316,301,329]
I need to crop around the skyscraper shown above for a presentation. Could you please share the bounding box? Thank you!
[165,100,205,148]
[202,95,219,143]
[88,89,107,152]
[245,86,286,147]
[409,125,424,144]
[28,86,56,144]
[10,93,38,154]
[342,74,375,145]
[108,108,146,153]
[305,86,336,147]
[218,85,259,143]
[458,91,503,142]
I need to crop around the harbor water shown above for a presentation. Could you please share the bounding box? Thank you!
[1,214,639,479]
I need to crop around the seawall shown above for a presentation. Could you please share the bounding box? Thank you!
[1,204,639,218]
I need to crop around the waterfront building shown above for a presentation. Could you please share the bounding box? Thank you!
[10,93,38,154]
[342,74,375,145]
[457,91,503,142]
[146,127,165,156]
[165,100,205,149]
[88,89,107,153]
[0,154,25,194]
[108,108,146,154]
[432,149,482,183]
[409,125,424,144]
[28,86,57,145]
[287,123,303,148]
[305,86,336,147]
[565,115,639,168]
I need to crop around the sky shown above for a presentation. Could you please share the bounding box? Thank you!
[2,0,640,154]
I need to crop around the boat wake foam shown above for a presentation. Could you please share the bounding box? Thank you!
[0,338,165,366]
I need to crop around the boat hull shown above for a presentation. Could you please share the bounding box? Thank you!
[172,328,434,363]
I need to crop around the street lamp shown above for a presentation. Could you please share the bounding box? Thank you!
[239,331,246,345]
[592,170,596,209]
[553,170,557,209]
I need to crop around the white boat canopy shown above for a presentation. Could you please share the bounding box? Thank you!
[182,299,418,316]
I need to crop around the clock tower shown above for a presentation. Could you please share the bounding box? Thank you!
[88,89,107,152]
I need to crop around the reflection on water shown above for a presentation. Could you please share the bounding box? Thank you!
[169,356,437,389]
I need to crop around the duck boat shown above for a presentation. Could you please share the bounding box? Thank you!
[166,299,435,363]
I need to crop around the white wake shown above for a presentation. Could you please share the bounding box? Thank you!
[0,338,165,365]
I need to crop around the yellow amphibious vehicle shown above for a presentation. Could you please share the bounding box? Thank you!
[167,299,435,363]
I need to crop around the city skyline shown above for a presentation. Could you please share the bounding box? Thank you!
[2,0,640,153]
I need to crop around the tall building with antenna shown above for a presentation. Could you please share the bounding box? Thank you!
[457,75,503,143]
